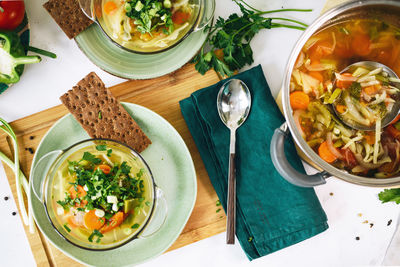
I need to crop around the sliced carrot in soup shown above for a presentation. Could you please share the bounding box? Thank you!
[318,141,338,163]
[100,211,125,233]
[172,11,190,24]
[290,91,310,110]
[84,210,105,230]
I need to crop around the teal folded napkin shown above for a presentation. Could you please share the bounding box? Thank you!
[179,65,328,260]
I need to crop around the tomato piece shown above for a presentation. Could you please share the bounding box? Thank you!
[0,1,25,30]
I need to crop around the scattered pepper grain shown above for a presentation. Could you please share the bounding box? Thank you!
[28,148,34,154]
[12,211,16,216]
[355,236,360,240]
[388,219,393,226]
[4,196,9,201]
[29,136,34,140]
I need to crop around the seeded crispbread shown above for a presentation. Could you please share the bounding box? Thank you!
[43,0,93,39]
[60,72,151,152]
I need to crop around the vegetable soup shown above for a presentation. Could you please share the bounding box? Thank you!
[50,143,153,246]
[99,0,195,52]
[290,19,400,178]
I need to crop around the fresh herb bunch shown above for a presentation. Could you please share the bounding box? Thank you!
[379,188,400,204]
[125,0,174,35]
[57,146,146,219]
[193,0,311,77]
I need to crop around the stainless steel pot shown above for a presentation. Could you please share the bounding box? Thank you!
[271,0,400,188]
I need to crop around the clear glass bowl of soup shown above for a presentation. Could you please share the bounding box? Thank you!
[31,139,167,250]
[78,0,215,54]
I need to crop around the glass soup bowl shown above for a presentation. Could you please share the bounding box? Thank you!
[31,139,167,251]
[78,0,215,54]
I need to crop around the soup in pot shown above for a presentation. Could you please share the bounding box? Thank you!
[290,19,400,178]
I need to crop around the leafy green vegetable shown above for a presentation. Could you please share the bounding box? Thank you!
[64,223,71,232]
[193,0,311,77]
[82,152,102,165]
[131,223,140,229]
[379,189,400,204]
[58,150,146,217]
[125,0,173,35]
[349,82,362,99]
[88,229,103,243]
[96,144,107,151]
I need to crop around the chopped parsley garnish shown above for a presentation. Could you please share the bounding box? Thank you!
[216,208,221,213]
[98,111,102,119]
[125,0,174,35]
[88,229,103,243]
[107,149,113,157]
[349,82,361,99]
[96,144,107,151]
[57,149,148,232]
[82,152,102,165]
[64,223,71,232]
[131,223,140,229]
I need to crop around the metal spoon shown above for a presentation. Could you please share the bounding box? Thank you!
[332,61,400,131]
[217,79,251,245]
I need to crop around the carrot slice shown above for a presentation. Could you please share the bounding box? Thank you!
[69,185,86,199]
[172,11,190,24]
[290,91,310,110]
[104,1,117,15]
[336,73,354,89]
[351,33,371,56]
[318,141,338,163]
[84,210,105,230]
[100,211,125,233]
[363,86,378,95]
[336,104,347,114]
[97,164,111,174]
[308,71,324,82]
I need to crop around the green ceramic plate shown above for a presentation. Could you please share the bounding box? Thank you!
[74,23,208,80]
[29,103,197,266]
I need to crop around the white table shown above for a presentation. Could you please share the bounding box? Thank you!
[1,0,400,266]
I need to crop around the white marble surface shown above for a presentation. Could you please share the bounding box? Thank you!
[1,0,400,266]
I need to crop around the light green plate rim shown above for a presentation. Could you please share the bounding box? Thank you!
[74,23,208,79]
[29,103,197,266]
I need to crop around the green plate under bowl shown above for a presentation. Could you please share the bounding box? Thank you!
[74,23,208,79]
[30,103,197,266]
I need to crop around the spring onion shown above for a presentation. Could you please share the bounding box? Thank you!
[0,118,33,233]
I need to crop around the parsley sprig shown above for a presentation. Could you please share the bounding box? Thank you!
[193,0,311,77]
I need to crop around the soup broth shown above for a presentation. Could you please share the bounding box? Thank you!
[99,0,195,52]
[50,143,153,245]
[290,19,400,178]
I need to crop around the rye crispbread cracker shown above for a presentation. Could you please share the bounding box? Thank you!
[43,0,93,39]
[60,72,151,152]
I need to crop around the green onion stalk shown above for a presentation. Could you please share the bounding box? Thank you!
[0,118,33,233]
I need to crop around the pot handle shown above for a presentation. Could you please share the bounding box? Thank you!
[270,123,330,187]
[139,187,168,238]
[193,0,215,32]
[30,150,63,202]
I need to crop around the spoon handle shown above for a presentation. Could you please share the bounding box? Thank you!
[226,130,236,244]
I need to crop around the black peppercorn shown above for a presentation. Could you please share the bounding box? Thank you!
[355,236,360,240]
[12,211,17,216]
[4,196,9,201]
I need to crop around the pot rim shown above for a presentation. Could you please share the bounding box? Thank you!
[282,0,400,187]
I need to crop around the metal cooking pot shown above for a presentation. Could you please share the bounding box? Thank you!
[271,0,400,188]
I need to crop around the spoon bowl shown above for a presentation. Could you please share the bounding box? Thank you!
[217,79,252,129]
[217,79,251,244]
[332,61,400,131]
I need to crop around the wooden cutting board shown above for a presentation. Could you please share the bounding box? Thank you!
[0,63,225,266]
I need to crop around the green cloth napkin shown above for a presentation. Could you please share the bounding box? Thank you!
[179,65,328,260]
